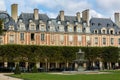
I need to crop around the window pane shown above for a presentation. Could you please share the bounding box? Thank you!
[78,35,82,42]
[118,38,120,45]
[69,35,73,41]
[41,34,45,41]
[31,33,35,40]
[111,38,114,45]
[60,34,64,41]
[94,37,98,44]
[103,38,106,45]
[20,33,24,40]
[9,35,14,43]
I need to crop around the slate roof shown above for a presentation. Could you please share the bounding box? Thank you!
[18,13,49,31]
[90,18,120,34]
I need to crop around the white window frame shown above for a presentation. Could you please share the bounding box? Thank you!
[78,35,82,42]
[69,35,73,42]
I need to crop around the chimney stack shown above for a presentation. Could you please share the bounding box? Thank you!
[76,12,81,22]
[114,13,120,27]
[60,10,64,21]
[34,9,39,20]
[82,9,89,26]
[11,4,18,22]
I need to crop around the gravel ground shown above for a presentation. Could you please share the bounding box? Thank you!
[0,73,22,80]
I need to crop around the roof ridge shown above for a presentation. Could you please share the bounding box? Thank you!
[92,17,111,20]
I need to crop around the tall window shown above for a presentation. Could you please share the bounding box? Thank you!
[9,35,14,43]
[103,38,106,45]
[94,37,98,44]
[31,24,35,30]
[77,27,81,32]
[102,30,106,34]
[51,34,55,41]
[78,35,82,42]
[30,24,36,30]
[19,24,25,30]
[31,33,35,41]
[69,35,73,42]
[20,33,24,40]
[69,26,73,32]
[60,34,64,41]
[41,33,45,41]
[59,26,64,32]
[118,38,120,45]
[50,26,55,31]
[40,25,45,31]
[0,37,3,44]
[111,38,114,45]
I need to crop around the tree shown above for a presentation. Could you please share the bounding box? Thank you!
[31,65,38,73]
[14,63,21,74]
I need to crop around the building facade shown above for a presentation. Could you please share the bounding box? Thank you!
[0,4,120,47]
[0,4,120,70]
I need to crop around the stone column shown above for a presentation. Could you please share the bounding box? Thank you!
[83,63,87,69]
[56,62,60,68]
[25,62,28,69]
[66,62,69,68]
[4,62,8,68]
[15,62,19,67]
[100,61,103,70]
[115,62,119,67]
[75,62,78,70]
[93,62,95,67]
[36,62,40,68]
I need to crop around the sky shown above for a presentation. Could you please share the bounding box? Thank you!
[0,0,120,20]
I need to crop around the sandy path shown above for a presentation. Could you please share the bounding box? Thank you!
[0,73,23,80]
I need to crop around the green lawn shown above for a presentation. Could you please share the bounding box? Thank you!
[11,70,120,80]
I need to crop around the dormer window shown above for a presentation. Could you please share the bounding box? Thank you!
[19,23,25,31]
[101,28,106,34]
[77,27,82,32]
[110,30,113,34]
[50,26,55,32]
[59,25,64,32]
[29,23,36,30]
[29,19,32,23]
[118,31,120,34]
[109,28,114,34]
[103,30,106,34]
[39,20,42,23]
[68,26,73,32]
[40,25,45,31]
[94,30,98,34]
[9,26,14,30]
[75,22,78,25]
[66,21,69,25]
[83,23,87,27]
[48,21,51,24]
[19,19,22,22]
[58,21,61,24]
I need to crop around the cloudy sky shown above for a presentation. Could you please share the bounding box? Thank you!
[0,0,120,19]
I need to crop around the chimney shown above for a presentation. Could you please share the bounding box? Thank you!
[82,9,89,26]
[76,12,81,22]
[34,9,39,20]
[60,10,64,21]
[114,13,120,27]
[11,4,18,22]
